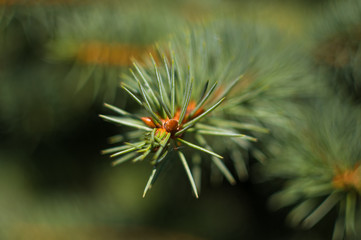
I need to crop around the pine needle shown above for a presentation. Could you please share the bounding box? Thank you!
[99,115,152,131]
[143,168,157,198]
[150,53,172,118]
[197,129,257,141]
[110,146,138,158]
[177,138,223,159]
[302,192,342,229]
[345,192,356,235]
[178,76,194,124]
[111,152,137,166]
[101,145,131,155]
[178,151,199,198]
[138,82,162,125]
[171,55,176,117]
[190,81,218,117]
[104,103,130,116]
[195,134,236,185]
[121,84,143,106]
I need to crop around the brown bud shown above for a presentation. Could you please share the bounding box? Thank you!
[164,119,178,133]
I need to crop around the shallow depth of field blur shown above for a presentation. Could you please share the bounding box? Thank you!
[0,0,336,239]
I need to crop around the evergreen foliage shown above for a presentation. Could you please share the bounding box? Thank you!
[100,21,313,197]
[262,98,361,240]
[312,0,361,103]
[1,0,361,239]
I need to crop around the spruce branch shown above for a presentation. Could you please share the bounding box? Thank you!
[262,98,361,239]
[100,21,307,197]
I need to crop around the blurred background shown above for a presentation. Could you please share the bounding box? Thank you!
[0,0,341,239]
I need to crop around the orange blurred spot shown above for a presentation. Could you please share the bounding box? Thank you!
[315,28,361,68]
[76,42,158,67]
[185,101,204,120]
[332,164,361,192]
[141,117,157,128]
[155,128,167,137]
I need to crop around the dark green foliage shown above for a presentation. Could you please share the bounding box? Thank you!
[312,0,361,103]
[262,97,361,240]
